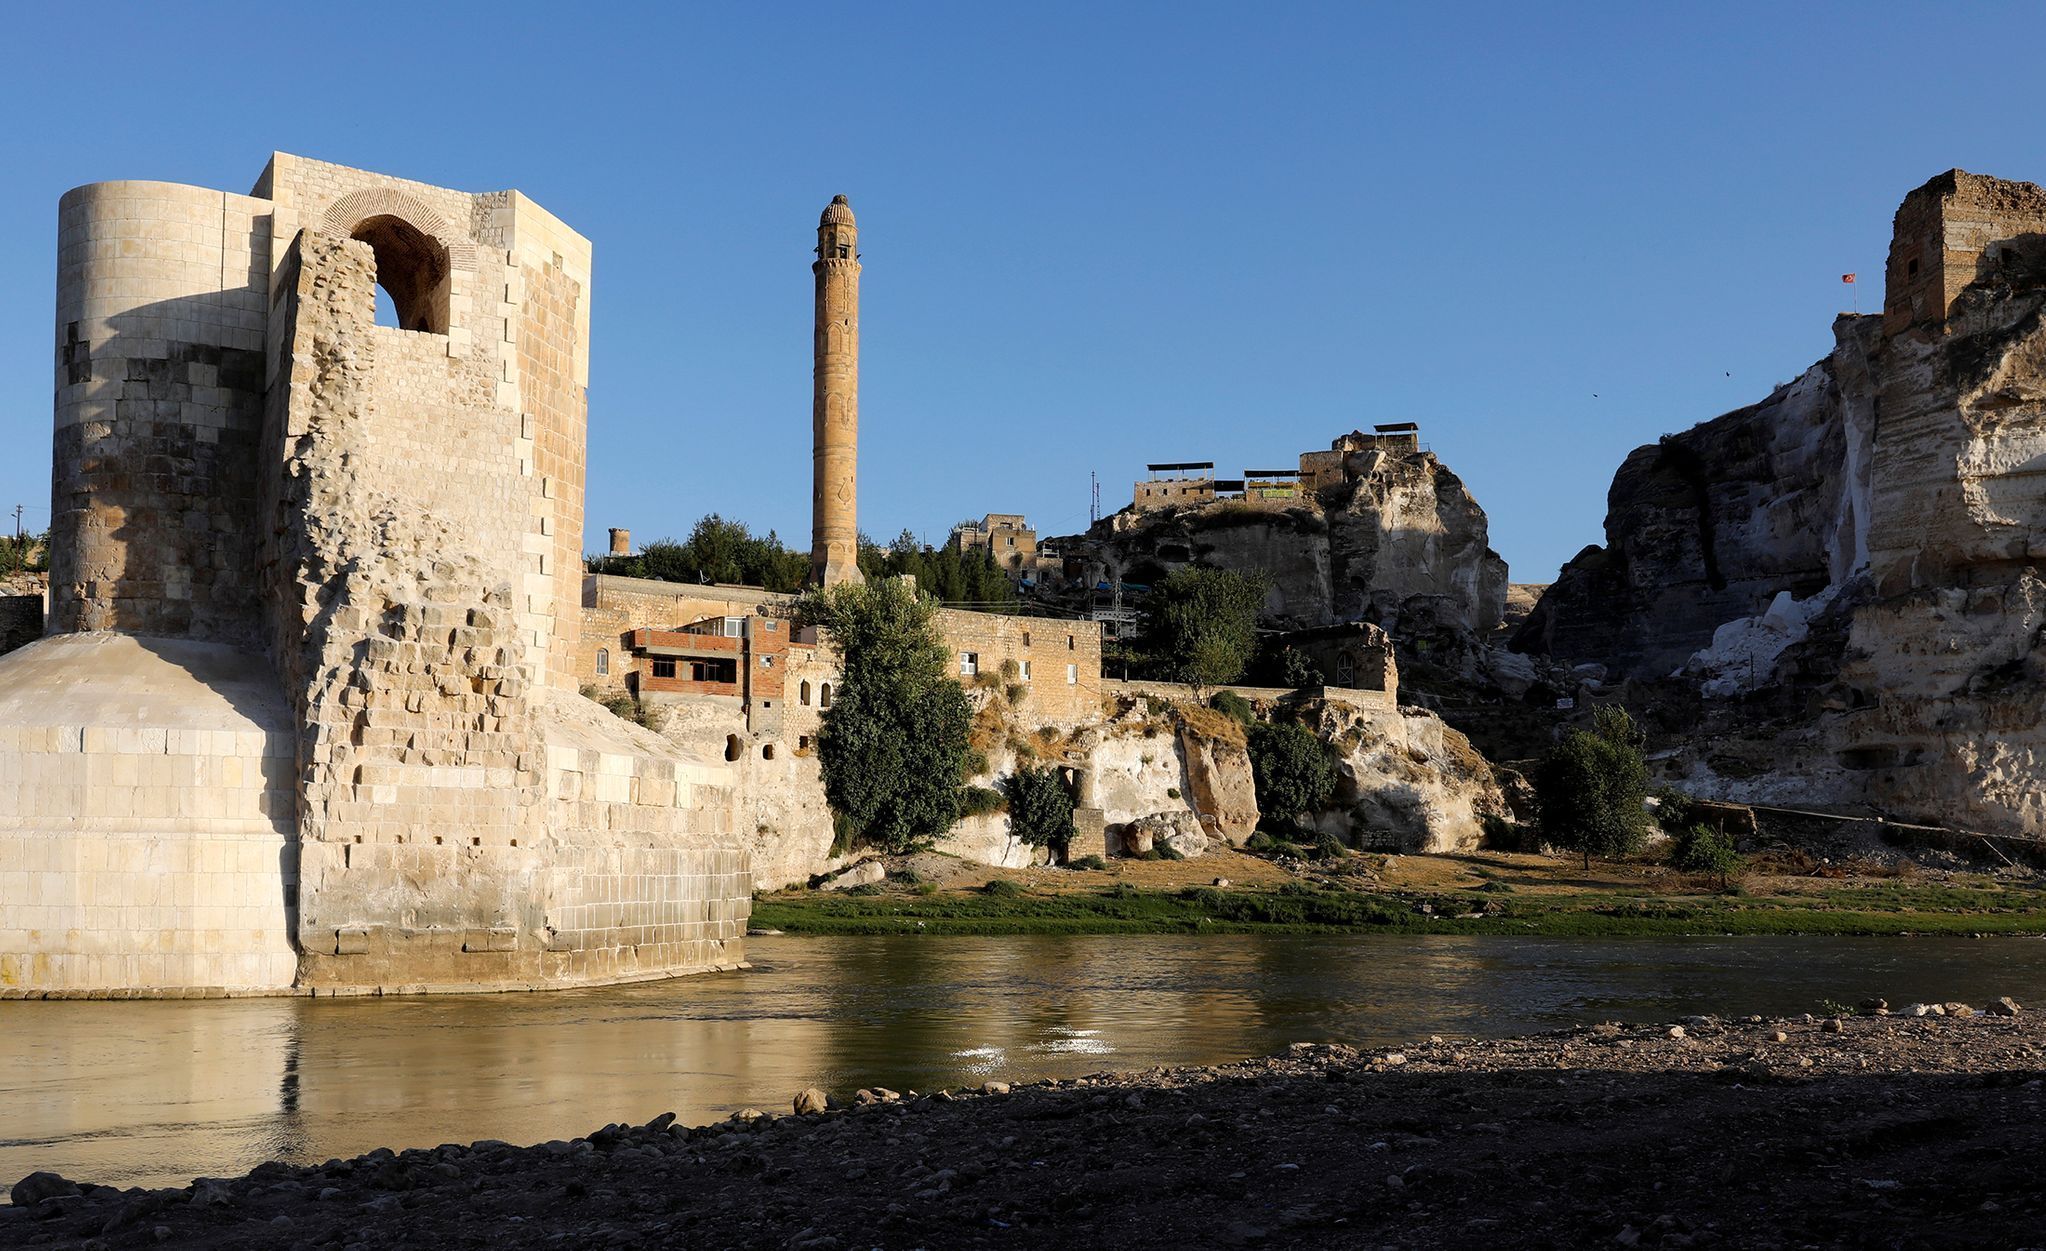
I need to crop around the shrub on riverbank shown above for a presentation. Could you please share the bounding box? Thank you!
[1247,720,1340,829]
[1534,706,1654,867]
[1000,765,1076,855]
[1671,823,1743,887]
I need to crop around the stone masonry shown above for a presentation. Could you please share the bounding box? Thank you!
[0,155,749,998]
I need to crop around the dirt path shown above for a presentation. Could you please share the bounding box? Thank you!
[8,1007,2044,1249]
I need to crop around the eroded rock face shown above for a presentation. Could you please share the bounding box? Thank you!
[1527,169,2046,838]
[1513,348,1867,682]
[1066,451,1507,635]
[1302,695,1506,854]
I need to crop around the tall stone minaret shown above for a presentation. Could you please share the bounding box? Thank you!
[810,194,862,588]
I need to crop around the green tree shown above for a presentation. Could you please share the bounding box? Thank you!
[1534,705,1654,868]
[1143,567,1270,690]
[1000,764,1076,856]
[798,577,973,853]
[1671,823,1743,888]
[1246,719,1340,830]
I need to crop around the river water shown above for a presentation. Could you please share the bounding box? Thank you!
[7,933,2046,1189]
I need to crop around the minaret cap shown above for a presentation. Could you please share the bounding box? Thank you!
[820,194,855,227]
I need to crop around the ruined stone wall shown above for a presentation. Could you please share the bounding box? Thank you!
[1883,170,2046,338]
[50,182,271,641]
[936,609,1103,727]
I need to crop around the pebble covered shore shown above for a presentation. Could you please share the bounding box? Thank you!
[8,1003,2045,1249]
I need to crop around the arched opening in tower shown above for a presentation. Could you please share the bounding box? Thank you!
[351,215,451,334]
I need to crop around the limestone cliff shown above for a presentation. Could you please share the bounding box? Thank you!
[1511,347,1868,682]
[1525,169,2046,839]
[1082,687,1505,855]
[1065,450,1508,635]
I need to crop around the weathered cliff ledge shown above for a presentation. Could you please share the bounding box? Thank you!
[12,1011,2044,1248]
[1059,449,1508,636]
[1519,170,2046,837]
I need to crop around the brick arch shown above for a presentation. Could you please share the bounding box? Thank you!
[319,188,477,273]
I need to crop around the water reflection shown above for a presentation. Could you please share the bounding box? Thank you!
[6,934,2046,1189]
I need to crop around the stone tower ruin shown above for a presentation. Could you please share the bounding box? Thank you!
[810,194,862,588]
[1,155,750,998]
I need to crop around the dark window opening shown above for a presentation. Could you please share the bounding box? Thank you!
[724,734,742,762]
[651,656,677,679]
[352,214,451,334]
[689,658,737,684]
[820,683,833,708]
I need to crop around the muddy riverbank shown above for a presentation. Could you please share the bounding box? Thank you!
[8,1006,2044,1249]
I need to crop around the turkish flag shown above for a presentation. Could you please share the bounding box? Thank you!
[1842,273,1857,283]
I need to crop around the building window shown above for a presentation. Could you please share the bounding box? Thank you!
[764,620,778,633]
[724,734,742,761]
[820,683,832,708]
[762,743,776,760]
[1067,635,1076,650]
[595,648,609,676]
[652,656,677,679]
[1066,663,1078,685]
[1006,536,1015,547]
[800,680,812,706]
[1022,631,1032,648]
[761,655,774,668]
[1020,660,1032,682]
[960,652,979,677]
[798,734,812,751]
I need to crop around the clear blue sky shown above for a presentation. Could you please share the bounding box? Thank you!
[1,2,2039,582]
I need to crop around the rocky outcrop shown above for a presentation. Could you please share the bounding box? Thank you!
[1528,169,2046,839]
[1512,345,1867,682]
[1065,450,1507,635]
[1300,694,1506,853]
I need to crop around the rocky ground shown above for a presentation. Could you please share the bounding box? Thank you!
[9,1008,2046,1249]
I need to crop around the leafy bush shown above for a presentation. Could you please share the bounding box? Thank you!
[800,579,973,854]
[1210,690,1256,726]
[959,786,1007,818]
[1156,841,1185,861]
[1001,765,1077,853]
[1653,787,1700,834]
[1311,830,1348,860]
[1244,831,1280,854]
[1069,855,1109,871]
[1671,823,1743,886]
[1279,646,1322,689]
[980,878,1025,897]
[1534,706,1653,867]
[1247,720,1340,828]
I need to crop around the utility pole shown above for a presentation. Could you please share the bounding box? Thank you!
[1090,472,1100,526]
[10,504,21,544]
